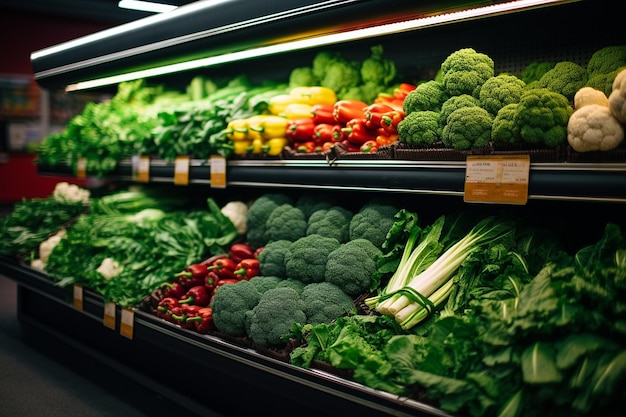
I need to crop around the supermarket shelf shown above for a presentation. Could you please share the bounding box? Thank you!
[0,255,450,417]
[38,159,626,203]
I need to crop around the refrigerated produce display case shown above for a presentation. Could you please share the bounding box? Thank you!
[2,1,625,416]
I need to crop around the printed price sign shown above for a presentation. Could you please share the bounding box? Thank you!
[464,154,530,204]
[210,155,227,188]
[120,308,135,339]
[174,156,190,185]
[73,284,83,310]
[131,155,150,182]
[103,302,116,330]
[76,158,87,179]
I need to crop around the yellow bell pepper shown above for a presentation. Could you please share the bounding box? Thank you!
[289,86,337,106]
[248,137,265,155]
[268,94,309,115]
[281,103,314,120]
[226,119,250,141]
[232,140,252,155]
[247,115,289,140]
[263,137,288,156]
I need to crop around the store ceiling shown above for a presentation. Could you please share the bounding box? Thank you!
[0,0,198,25]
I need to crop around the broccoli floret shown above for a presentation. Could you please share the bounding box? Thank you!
[275,278,306,294]
[479,74,526,116]
[402,80,450,114]
[397,110,442,147]
[245,287,307,347]
[586,45,626,78]
[263,203,307,244]
[284,234,341,284]
[586,66,626,97]
[440,47,495,97]
[312,51,341,81]
[294,192,336,219]
[342,81,386,104]
[257,239,292,278]
[513,87,573,148]
[211,280,261,337]
[306,206,353,243]
[300,282,355,325]
[316,53,362,100]
[289,67,319,88]
[248,275,283,294]
[360,45,397,86]
[349,200,399,249]
[520,61,555,84]
[491,103,521,144]
[325,238,382,296]
[441,106,493,150]
[246,193,293,248]
[439,94,480,126]
[537,61,588,103]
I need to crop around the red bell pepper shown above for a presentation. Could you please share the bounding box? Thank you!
[204,271,221,294]
[364,103,396,129]
[341,118,379,146]
[254,247,264,258]
[156,297,179,321]
[373,94,404,112]
[360,140,379,153]
[313,123,339,145]
[180,304,202,329]
[393,83,417,100]
[311,104,336,125]
[210,278,240,303]
[297,141,317,153]
[188,306,214,333]
[207,257,237,279]
[234,258,260,281]
[286,118,316,143]
[229,243,255,263]
[168,305,187,325]
[380,110,406,134]
[175,263,208,289]
[331,124,346,142]
[333,100,368,124]
[340,139,361,152]
[160,281,185,299]
[178,285,211,307]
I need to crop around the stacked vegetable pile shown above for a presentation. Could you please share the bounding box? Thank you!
[396,45,626,158]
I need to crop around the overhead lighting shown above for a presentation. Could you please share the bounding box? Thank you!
[118,0,178,13]
[66,0,577,92]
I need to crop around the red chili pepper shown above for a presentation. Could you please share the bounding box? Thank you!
[234,258,260,281]
[360,140,379,153]
[207,257,237,280]
[178,285,211,307]
[229,243,256,263]
[175,263,208,289]
[204,271,221,294]
[156,297,179,321]
[364,103,396,129]
[286,118,316,143]
[333,100,368,124]
[311,104,336,125]
[297,141,317,153]
[380,110,406,134]
[160,281,185,299]
[313,123,339,145]
[341,118,379,146]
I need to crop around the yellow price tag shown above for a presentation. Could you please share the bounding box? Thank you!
[120,308,134,339]
[76,158,87,179]
[103,302,116,330]
[464,154,530,205]
[210,155,227,188]
[174,156,190,185]
[132,155,150,182]
[72,284,83,310]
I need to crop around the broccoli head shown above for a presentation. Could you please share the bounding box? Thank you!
[257,239,292,278]
[300,282,355,325]
[284,234,341,284]
[275,278,306,294]
[439,94,480,126]
[537,61,588,103]
[263,203,307,244]
[317,54,362,100]
[586,45,626,78]
[325,238,382,296]
[520,61,555,84]
[349,200,399,249]
[245,287,307,347]
[211,280,261,337]
[479,74,526,116]
[342,81,385,104]
[441,106,493,150]
[397,110,442,147]
[440,47,495,97]
[248,275,283,294]
[306,206,353,243]
[514,88,573,148]
[295,192,336,219]
[246,193,293,248]
[586,66,626,97]
[491,103,521,144]
[289,67,319,88]
[402,80,450,114]
[360,45,397,86]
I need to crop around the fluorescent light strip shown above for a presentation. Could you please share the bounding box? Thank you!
[118,0,178,13]
[66,0,576,92]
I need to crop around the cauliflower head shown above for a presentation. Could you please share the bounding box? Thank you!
[574,87,609,109]
[567,104,624,152]
[609,68,626,123]
[440,48,495,97]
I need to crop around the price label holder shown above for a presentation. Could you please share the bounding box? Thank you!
[131,155,150,182]
[210,155,227,188]
[174,156,190,185]
[464,154,530,205]
[120,308,135,339]
[72,284,84,310]
[103,302,116,330]
[76,158,87,179]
